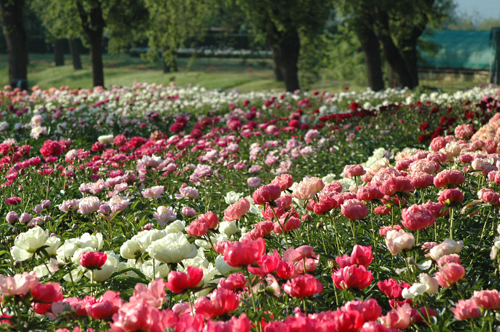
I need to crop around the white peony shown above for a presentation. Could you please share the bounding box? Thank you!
[218,221,239,237]
[140,259,170,280]
[428,239,463,261]
[0,122,9,133]
[11,226,49,261]
[78,233,104,250]
[215,255,240,275]
[120,239,144,259]
[146,232,197,264]
[402,273,439,299]
[44,236,61,255]
[97,134,114,144]
[224,191,244,205]
[133,229,166,250]
[165,220,186,234]
[322,173,336,184]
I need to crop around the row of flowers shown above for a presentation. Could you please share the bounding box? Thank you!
[0,84,500,331]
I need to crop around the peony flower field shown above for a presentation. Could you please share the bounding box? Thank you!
[1,83,500,331]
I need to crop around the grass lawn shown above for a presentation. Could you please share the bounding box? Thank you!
[0,53,488,93]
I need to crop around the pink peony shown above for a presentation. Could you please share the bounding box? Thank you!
[223,198,251,221]
[341,199,369,220]
[344,165,366,178]
[435,263,465,288]
[379,176,414,196]
[401,204,436,231]
[471,289,500,310]
[438,189,464,206]
[451,299,481,320]
[252,184,281,205]
[455,124,475,139]
[433,170,466,188]
[282,274,323,298]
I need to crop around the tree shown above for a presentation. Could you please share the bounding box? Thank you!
[53,38,66,66]
[380,0,453,88]
[336,0,453,90]
[143,0,211,73]
[31,0,148,87]
[69,38,83,70]
[0,0,28,90]
[233,0,334,92]
[30,0,83,70]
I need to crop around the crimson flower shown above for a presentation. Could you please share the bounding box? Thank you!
[282,274,323,298]
[332,265,373,290]
[79,252,107,270]
[165,266,203,293]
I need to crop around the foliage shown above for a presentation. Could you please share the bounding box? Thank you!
[142,0,213,69]
[320,23,367,86]
[29,0,148,54]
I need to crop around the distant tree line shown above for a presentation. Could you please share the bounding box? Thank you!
[0,0,482,91]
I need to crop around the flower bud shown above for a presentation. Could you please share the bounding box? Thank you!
[6,211,18,224]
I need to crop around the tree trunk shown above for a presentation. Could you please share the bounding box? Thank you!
[355,22,384,91]
[69,38,82,70]
[387,65,399,88]
[270,28,300,92]
[170,56,178,72]
[88,33,104,87]
[0,0,28,90]
[54,38,65,66]
[375,9,414,89]
[76,2,105,87]
[402,46,419,88]
[271,49,284,81]
[162,58,170,73]
[399,23,427,89]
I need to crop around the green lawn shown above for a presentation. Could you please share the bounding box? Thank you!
[0,53,488,93]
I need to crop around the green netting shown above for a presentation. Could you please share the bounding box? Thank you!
[419,30,492,70]
[491,28,500,84]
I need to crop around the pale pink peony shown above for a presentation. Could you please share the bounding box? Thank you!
[153,206,177,227]
[223,198,251,221]
[141,186,164,199]
[409,159,440,174]
[385,230,415,255]
[293,177,324,200]
[0,272,39,296]
[247,177,262,188]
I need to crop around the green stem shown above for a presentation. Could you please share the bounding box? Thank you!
[270,203,290,249]
[187,291,195,316]
[369,203,376,250]
[480,208,492,240]
[449,207,454,240]
[329,213,342,254]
